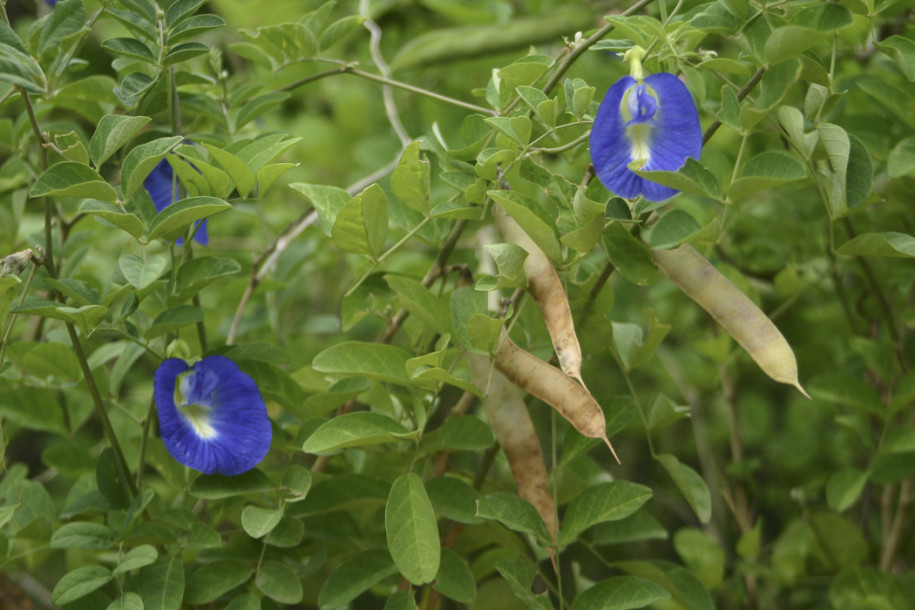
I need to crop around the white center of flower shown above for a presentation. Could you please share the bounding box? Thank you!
[626,123,653,168]
[176,372,218,440]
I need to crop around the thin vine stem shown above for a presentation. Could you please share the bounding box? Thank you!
[278,63,496,116]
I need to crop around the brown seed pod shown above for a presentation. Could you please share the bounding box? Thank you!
[651,244,809,397]
[492,332,620,463]
[492,206,585,386]
[466,353,558,547]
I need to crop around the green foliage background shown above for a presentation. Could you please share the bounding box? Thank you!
[0,0,914,608]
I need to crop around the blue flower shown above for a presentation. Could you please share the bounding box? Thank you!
[143,158,208,245]
[590,73,701,202]
[154,355,272,475]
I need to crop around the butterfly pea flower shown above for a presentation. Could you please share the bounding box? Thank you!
[590,48,701,202]
[154,355,272,475]
[143,158,208,245]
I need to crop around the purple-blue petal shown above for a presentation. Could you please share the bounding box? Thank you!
[154,356,272,475]
[590,73,702,202]
[590,75,642,199]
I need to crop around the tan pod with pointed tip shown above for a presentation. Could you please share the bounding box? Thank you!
[651,244,809,397]
[493,206,585,386]
[466,353,557,548]
[492,332,621,463]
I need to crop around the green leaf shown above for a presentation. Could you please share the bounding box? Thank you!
[265,515,304,547]
[164,41,210,65]
[51,565,112,606]
[332,183,388,258]
[423,415,493,452]
[728,151,806,200]
[826,467,868,512]
[117,72,157,103]
[603,223,657,286]
[877,35,915,82]
[673,528,725,589]
[241,505,284,538]
[147,196,231,242]
[655,454,711,524]
[837,232,915,258]
[185,559,253,605]
[634,158,722,200]
[386,473,441,585]
[226,593,261,610]
[165,0,208,28]
[434,547,476,603]
[846,133,873,210]
[589,511,668,546]
[29,162,117,201]
[50,521,116,549]
[318,549,399,608]
[144,305,203,340]
[101,37,155,62]
[476,492,552,544]
[808,511,867,569]
[11,299,107,336]
[167,14,225,45]
[0,24,47,92]
[496,558,553,610]
[312,341,412,385]
[829,567,911,610]
[483,242,528,288]
[384,591,419,610]
[615,560,714,610]
[89,115,152,168]
[236,359,308,416]
[112,545,158,575]
[172,256,241,303]
[235,91,291,129]
[643,209,703,250]
[385,275,454,336]
[79,200,146,239]
[425,476,484,524]
[289,182,350,236]
[22,341,83,381]
[189,468,274,499]
[489,190,562,265]
[560,482,653,544]
[888,136,915,178]
[320,15,366,49]
[303,412,410,454]
[392,141,431,213]
[119,253,169,290]
[107,592,145,610]
[121,136,183,198]
[203,143,256,198]
[256,560,303,605]
[571,576,671,610]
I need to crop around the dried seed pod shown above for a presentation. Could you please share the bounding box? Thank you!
[493,206,585,386]
[651,244,809,397]
[0,248,36,278]
[492,332,620,463]
[467,353,557,546]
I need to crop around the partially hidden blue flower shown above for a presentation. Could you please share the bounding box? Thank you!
[144,158,208,245]
[154,355,272,475]
[44,0,61,6]
[590,71,702,202]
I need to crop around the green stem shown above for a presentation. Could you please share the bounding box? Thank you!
[136,395,156,489]
[279,63,497,116]
[539,0,654,96]
[701,66,765,145]
[20,89,56,278]
[66,322,137,497]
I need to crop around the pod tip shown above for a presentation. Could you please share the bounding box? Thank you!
[602,434,622,464]
[794,381,811,400]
